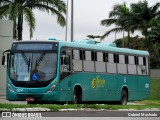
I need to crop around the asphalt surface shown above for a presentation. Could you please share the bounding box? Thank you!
[0,95,27,104]
[40,111,160,117]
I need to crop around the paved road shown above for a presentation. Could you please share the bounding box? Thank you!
[0,95,27,104]
[40,111,160,117]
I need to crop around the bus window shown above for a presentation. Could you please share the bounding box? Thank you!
[60,54,71,80]
[96,52,106,73]
[125,55,128,64]
[83,51,94,72]
[137,57,146,75]
[103,53,108,62]
[135,56,139,65]
[73,50,80,60]
[117,55,127,74]
[128,56,137,75]
[107,53,116,73]
[143,57,146,66]
[72,50,83,71]
[114,54,119,63]
[61,55,70,72]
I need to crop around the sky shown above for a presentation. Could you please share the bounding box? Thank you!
[23,0,160,43]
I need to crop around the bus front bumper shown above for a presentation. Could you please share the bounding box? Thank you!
[6,91,59,102]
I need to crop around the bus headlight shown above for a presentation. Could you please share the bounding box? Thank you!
[7,84,15,92]
[47,81,57,92]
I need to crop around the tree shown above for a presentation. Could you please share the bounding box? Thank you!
[0,0,66,40]
[100,3,133,47]
[148,19,160,45]
[130,1,160,49]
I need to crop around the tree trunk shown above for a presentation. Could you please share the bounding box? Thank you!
[17,12,23,41]
[122,30,125,47]
[13,20,17,40]
[127,31,130,48]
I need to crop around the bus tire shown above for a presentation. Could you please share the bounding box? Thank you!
[73,87,82,104]
[121,90,128,105]
[73,94,78,104]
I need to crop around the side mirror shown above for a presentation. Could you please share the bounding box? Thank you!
[1,49,10,66]
[2,55,5,65]
[64,57,69,65]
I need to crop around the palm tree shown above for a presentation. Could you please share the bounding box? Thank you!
[130,1,160,48]
[0,0,66,40]
[100,3,133,47]
[148,19,160,45]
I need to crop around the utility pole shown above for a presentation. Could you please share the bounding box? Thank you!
[71,0,74,42]
[65,0,68,41]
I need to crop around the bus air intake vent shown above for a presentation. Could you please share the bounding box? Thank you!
[72,40,96,44]
[96,43,116,47]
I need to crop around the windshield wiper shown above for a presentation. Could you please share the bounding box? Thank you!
[21,51,30,72]
[28,57,30,73]
[35,52,46,67]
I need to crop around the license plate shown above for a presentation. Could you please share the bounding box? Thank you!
[26,97,34,101]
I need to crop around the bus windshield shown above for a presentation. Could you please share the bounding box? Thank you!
[9,52,57,82]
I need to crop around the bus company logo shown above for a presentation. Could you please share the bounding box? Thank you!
[92,76,105,88]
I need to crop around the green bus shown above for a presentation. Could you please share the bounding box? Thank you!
[2,39,150,105]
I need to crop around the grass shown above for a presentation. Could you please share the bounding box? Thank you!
[0,77,160,111]
[149,77,160,100]
[0,103,160,111]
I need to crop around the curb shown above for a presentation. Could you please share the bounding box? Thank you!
[0,108,51,112]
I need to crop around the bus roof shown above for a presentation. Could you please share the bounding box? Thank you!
[13,40,149,56]
[58,40,149,56]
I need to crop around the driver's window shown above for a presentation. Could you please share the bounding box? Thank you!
[61,54,70,72]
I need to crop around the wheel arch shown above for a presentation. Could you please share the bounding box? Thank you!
[121,85,129,100]
[73,84,82,94]
[73,84,82,103]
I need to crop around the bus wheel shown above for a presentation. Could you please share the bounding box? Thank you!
[73,94,78,104]
[121,90,128,105]
[73,87,82,104]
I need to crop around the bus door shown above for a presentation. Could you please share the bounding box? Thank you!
[59,48,72,102]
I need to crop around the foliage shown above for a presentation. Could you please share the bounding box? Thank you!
[100,3,133,47]
[101,1,160,49]
[0,0,66,40]
[114,36,160,69]
[148,19,160,45]
[149,78,160,100]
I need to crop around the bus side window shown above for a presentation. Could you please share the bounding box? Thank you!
[60,52,71,80]
[103,53,108,62]
[61,54,70,72]
[72,49,83,71]
[107,53,117,73]
[128,56,137,75]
